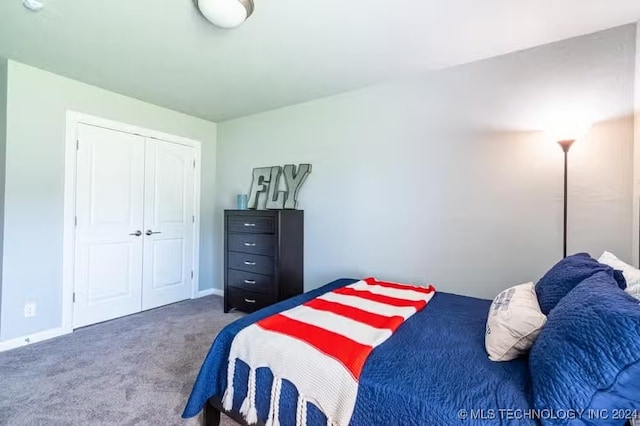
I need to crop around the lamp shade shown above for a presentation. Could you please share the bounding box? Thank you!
[198,0,254,29]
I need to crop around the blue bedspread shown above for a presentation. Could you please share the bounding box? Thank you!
[184,279,535,425]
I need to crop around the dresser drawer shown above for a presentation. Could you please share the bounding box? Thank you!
[223,210,303,314]
[227,215,275,234]
[228,233,276,256]
[228,287,275,313]
[228,252,274,276]
[228,269,274,294]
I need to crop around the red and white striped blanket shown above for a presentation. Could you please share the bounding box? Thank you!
[222,278,436,426]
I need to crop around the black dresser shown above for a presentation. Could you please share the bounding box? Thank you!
[224,210,304,313]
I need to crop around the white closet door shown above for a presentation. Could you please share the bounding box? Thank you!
[142,138,196,310]
[73,124,145,328]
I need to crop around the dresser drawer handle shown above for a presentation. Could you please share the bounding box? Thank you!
[244,261,256,266]
[244,298,256,303]
[244,242,256,247]
[244,223,256,227]
[244,279,256,284]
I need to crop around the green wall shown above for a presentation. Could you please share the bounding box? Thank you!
[0,58,7,336]
[0,60,218,341]
[216,25,636,298]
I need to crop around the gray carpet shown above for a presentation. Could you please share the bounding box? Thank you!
[0,296,243,426]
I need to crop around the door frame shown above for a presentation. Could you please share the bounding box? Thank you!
[62,111,202,331]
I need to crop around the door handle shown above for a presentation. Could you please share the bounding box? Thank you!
[244,298,256,304]
[243,223,256,227]
[244,279,256,284]
[244,261,256,266]
[129,231,142,237]
[145,230,162,236]
[244,242,256,247]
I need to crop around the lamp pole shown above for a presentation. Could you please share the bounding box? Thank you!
[558,139,575,259]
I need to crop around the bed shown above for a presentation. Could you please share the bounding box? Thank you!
[183,278,535,425]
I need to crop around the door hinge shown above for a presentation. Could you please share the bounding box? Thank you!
[73,292,76,303]
[74,216,78,227]
[192,215,195,224]
[76,140,79,150]
[193,159,196,169]
[190,270,194,280]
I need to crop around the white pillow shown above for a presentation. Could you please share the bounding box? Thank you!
[485,282,547,362]
[628,285,640,300]
[598,251,640,300]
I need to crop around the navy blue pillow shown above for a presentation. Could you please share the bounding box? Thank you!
[535,253,626,315]
[529,272,640,426]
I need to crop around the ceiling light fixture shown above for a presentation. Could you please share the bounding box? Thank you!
[197,0,254,29]
[23,0,44,12]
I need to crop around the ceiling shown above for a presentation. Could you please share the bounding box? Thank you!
[0,1,639,122]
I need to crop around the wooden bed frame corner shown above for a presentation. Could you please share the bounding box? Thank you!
[203,396,265,426]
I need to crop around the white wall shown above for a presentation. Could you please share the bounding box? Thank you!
[0,61,218,341]
[633,22,640,267]
[217,25,636,299]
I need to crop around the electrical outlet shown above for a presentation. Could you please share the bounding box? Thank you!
[24,303,36,318]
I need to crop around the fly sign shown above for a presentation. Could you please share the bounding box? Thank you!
[247,164,312,210]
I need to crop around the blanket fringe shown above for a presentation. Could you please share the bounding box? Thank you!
[222,358,236,411]
[265,376,282,426]
[239,367,258,424]
[295,396,307,426]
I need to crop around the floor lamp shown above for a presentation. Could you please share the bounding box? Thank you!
[557,139,576,259]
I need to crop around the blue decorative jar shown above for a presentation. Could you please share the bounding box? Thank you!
[236,194,248,210]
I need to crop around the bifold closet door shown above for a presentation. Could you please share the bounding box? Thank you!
[74,126,197,328]
[141,138,196,311]
[73,124,145,328]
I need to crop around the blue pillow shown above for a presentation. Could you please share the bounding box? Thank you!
[535,253,626,315]
[529,271,640,426]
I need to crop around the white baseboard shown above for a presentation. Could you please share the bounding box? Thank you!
[0,326,72,353]
[196,288,223,298]
[0,290,223,353]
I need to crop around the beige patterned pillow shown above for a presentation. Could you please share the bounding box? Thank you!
[485,282,547,362]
